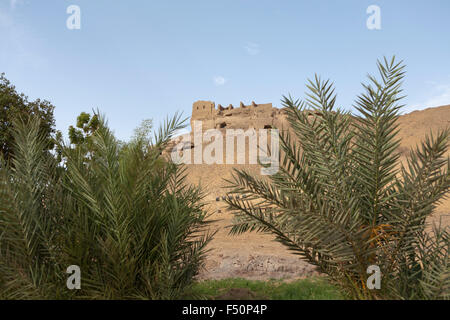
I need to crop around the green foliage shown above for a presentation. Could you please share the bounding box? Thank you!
[68,111,100,146]
[0,113,214,299]
[0,73,56,162]
[132,118,153,146]
[188,277,343,300]
[225,57,450,300]
[0,117,65,299]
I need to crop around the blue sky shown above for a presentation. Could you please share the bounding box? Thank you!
[1,0,450,140]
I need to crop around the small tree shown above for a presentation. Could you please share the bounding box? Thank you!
[68,111,100,146]
[225,57,449,300]
[132,118,153,146]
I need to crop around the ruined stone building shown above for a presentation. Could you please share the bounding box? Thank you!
[191,100,286,130]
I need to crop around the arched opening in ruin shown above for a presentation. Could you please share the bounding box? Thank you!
[219,122,227,129]
[264,125,272,129]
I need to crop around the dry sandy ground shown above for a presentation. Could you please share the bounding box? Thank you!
[181,105,450,281]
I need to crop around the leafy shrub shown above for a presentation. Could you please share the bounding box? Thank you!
[226,57,449,300]
[0,114,213,299]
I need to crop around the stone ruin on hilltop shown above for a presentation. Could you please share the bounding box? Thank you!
[164,100,324,163]
[191,100,287,130]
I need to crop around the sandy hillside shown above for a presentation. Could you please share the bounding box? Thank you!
[179,105,450,281]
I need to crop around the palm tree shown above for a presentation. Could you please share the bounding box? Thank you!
[0,116,65,299]
[225,57,449,299]
[0,113,214,299]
